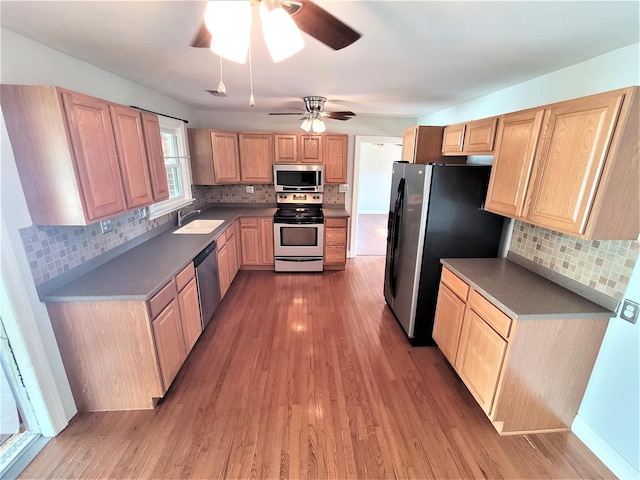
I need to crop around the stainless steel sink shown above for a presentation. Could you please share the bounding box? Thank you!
[173,219,225,234]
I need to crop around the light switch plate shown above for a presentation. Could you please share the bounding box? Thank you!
[137,207,147,220]
[245,185,254,194]
[620,299,639,324]
[339,184,349,192]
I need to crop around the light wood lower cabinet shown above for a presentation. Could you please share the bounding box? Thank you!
[47,263,202,412]
[432,266,608,435]
[324,217,348,270]
[239,217,274,268]
[217,223,240,298]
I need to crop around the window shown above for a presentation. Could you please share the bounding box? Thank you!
[147,116,194,219]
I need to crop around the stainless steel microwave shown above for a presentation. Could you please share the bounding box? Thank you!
[273,164,324,192]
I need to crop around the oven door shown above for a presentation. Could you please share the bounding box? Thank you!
[273,222,324,257]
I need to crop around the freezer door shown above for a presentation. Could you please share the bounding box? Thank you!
[384,163,432,337]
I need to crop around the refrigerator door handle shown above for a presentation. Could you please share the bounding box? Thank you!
[390,177,405,297]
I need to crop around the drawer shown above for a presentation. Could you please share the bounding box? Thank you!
[468,289,512,339]
[441,267,469,302]
[149,279,177,319]
[240,217,259,228]
[225,222,235,240]
[175,263,195,291]
[325,228,346,246]
[325,245,346,263]
[216,231,227,250]
[325,218,347,228]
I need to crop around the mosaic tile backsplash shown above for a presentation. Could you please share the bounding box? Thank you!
[21,184,345,287]
[509,221,638,301]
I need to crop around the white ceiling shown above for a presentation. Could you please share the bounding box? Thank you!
[1,1,638,118]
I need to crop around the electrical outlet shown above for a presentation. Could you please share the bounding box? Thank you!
[620,299,639,324]
[137,207,147,220]
[100,219,113,234]
[245,185,254,194]
[339,184,349,192]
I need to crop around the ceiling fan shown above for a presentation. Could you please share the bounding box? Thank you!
[269,96,356,133]
[191,0,361,53]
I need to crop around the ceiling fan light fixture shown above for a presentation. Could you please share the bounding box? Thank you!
[311,118,326,133]
[259,0,304,62]
[300,117,312,132]
[205,1,252,64]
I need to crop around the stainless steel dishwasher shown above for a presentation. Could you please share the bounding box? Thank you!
[193,240,222,329]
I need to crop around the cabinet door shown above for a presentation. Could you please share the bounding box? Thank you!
[442,123,465,154]
[324,134,348,184]
[463,118,497,154]
[152,299,186,391]
[178,278,202,354]
[217,244,231,297]
[140,111,170,202]
[260,218,274,265]
[109,104,154,209]
[524,92,625,236]
[227,231,239,281]
[274,134,298,163]
[238,133,274,183]
[211,131,241,183]
[234,219,243,268]
[61,91,127,221]
[456,310,507,415]
[401,127,417,162]
[300,135,323,163]
[324,218,347,266]
[240,218,261,265]
[485,109,545,218]
[432,283,466,366]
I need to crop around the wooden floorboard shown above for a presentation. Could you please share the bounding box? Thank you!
[20,256,614,479]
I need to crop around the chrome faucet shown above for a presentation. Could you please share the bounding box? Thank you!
[177,208,201,227]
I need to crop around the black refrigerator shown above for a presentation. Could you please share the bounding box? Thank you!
[383,162,505,346]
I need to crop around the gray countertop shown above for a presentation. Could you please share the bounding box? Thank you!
[43,206,276,303]
[441,258,615,320]
[43,204,350,303]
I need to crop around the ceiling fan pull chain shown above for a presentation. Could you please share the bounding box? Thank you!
[248,39,255,107]
[217,56,227,94]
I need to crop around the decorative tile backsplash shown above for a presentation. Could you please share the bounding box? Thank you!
[509,221,638,301]
[21,184,346,287]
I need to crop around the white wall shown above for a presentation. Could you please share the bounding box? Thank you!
[357,143,401,214]
[419,43,640,479]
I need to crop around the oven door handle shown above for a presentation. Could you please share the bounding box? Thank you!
[276,257,323,262]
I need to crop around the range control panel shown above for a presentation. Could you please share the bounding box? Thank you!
[276,193,323,205]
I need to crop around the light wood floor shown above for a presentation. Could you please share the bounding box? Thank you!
[21,257,613,479]
[356,214,388,256]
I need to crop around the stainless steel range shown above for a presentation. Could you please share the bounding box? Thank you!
[273,192,324,272]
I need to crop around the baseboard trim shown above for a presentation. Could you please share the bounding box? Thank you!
[572,415,639,479]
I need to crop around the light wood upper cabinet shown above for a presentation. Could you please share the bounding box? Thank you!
[140,111,170,202]
[324,134,348,184]
[401,126,453,164]
[212,131,241,183]
[442,118,497,155]
[485,109,545,218]
[275,134,324,164]
[486,87,639,240]
[0,85,166,225]
[274,134,298,163]
[109,104,154,209]
[238,132,274,183]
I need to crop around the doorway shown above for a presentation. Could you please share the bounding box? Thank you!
[351,136,402,257]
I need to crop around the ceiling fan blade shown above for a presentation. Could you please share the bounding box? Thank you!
[191,21,211,48]
[268,112,305,116]
[326,111,356,120]
[292,1,361,50]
